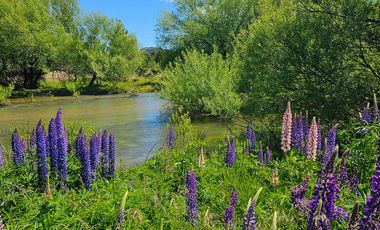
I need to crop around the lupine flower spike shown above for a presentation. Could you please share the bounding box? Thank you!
[199,147,205,168]
[281,102,292,153]
[271,168,280,186]
[36,120,48,191]
[246,121,256,151]
[90,134,99,177]
[225,137,236,167]
[360,102,372,125]
[242,187,262,230]
[224,190,238,228]
[297,112,304,151]
[291,173,310,205]
[304,111,309,139]
[109,133,116,177]
[56,108,67,183]
[186,170,198,225]
[11,129,24,165]
[166,125,175,150]
[77,131,92,191]
[48,118,58,172]
[306,117,318,161]
[265,146,271,165]
[29,128,36,150]
[317,118,322,153]
[347,202,360,230]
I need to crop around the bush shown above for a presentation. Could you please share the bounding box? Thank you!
[0,85,13,105]
[161,50,241,119]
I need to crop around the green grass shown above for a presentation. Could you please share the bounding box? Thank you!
[0,116,368,229]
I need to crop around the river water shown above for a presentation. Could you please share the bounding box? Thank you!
[0,93,232,165]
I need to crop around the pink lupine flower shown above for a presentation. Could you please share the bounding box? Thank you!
[306,117,318,161]
[281,102,292,153]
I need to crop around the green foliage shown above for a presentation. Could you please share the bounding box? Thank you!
[338,118,379,184]
[64,81,80,97]
[161,50,242,119]
[157,0,258,56]
[0,85,13,105]
[235,0,380,122]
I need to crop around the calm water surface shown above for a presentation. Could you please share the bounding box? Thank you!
[0,93,231,165]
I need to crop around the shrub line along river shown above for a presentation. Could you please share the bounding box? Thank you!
[0,93,232,166]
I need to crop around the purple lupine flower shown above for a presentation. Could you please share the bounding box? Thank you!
[186,170,197,225]
[225,137,236,167]
[166,126,175,150]
[358,133,380,229]
[317,118,322,153]
[281,102,292,153]
[307,178,322,230]
[77,132,92,191]
[101,130,109,178]
[291,113,298,149]
[224,190,238,228]
[109,133,116,177]
[75,128,83,158]
[348,202,360,229]
[266,147,271,165]
[90,134,99,176]
[242,201,256,230]
[323,174,339,225]
[291,173,310,205]
[304,111,309,140]
[29,128,36,150]
[0,141,3,168]
[11,129,24,165]
[360,103,372,125]
[56,108,67,183]
[349,174,360,196]
[246,121,256,151]
[322,124,337,166]
[36,120,48,191]
[333,206,349,222]
[340,162,348,182]
[297,112,304,151]
[48,118,58,172]
[258,142,264,166]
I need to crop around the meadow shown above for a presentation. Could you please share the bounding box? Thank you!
[0,99,379,230]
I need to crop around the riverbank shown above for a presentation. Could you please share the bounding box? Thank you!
[9,76,160,99]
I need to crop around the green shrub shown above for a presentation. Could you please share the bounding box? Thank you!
[0,85,13,105]
[161,50,242,119]
[64,81,80,97]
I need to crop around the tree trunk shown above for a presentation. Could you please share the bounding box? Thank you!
[88,71,97,86]
[23,67,42,89]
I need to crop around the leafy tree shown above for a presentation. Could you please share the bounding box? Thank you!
[236,0,380,122]
[78,14,143,85]
[161,49,241,118]
[157,0,258,56]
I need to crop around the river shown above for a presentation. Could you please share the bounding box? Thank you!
[0,93,233,165]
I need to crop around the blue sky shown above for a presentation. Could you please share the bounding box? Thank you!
[78,0,175,48]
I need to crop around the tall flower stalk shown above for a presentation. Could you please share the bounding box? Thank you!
[77,131,92,191]
[322,124,337,166]
[258,142,264,166]
[11,129,24,165]
[56,108,67,183]
[266,146,271,165]
[292,113,298,148]
[281,102,292,153]
[109,133,116,177]
[48,118,58,172]
[186,170,197,225]
[306,117,318,161]
[297,112,304,151]
[225,137,236,167]
[224,190,238,228]
[101,130,109,178]
[360,103,372,125]
[90,134,99,176]
[166,125,175,150]
[36,120,48,191]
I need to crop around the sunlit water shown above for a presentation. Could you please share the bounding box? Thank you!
[0,93,232,165]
